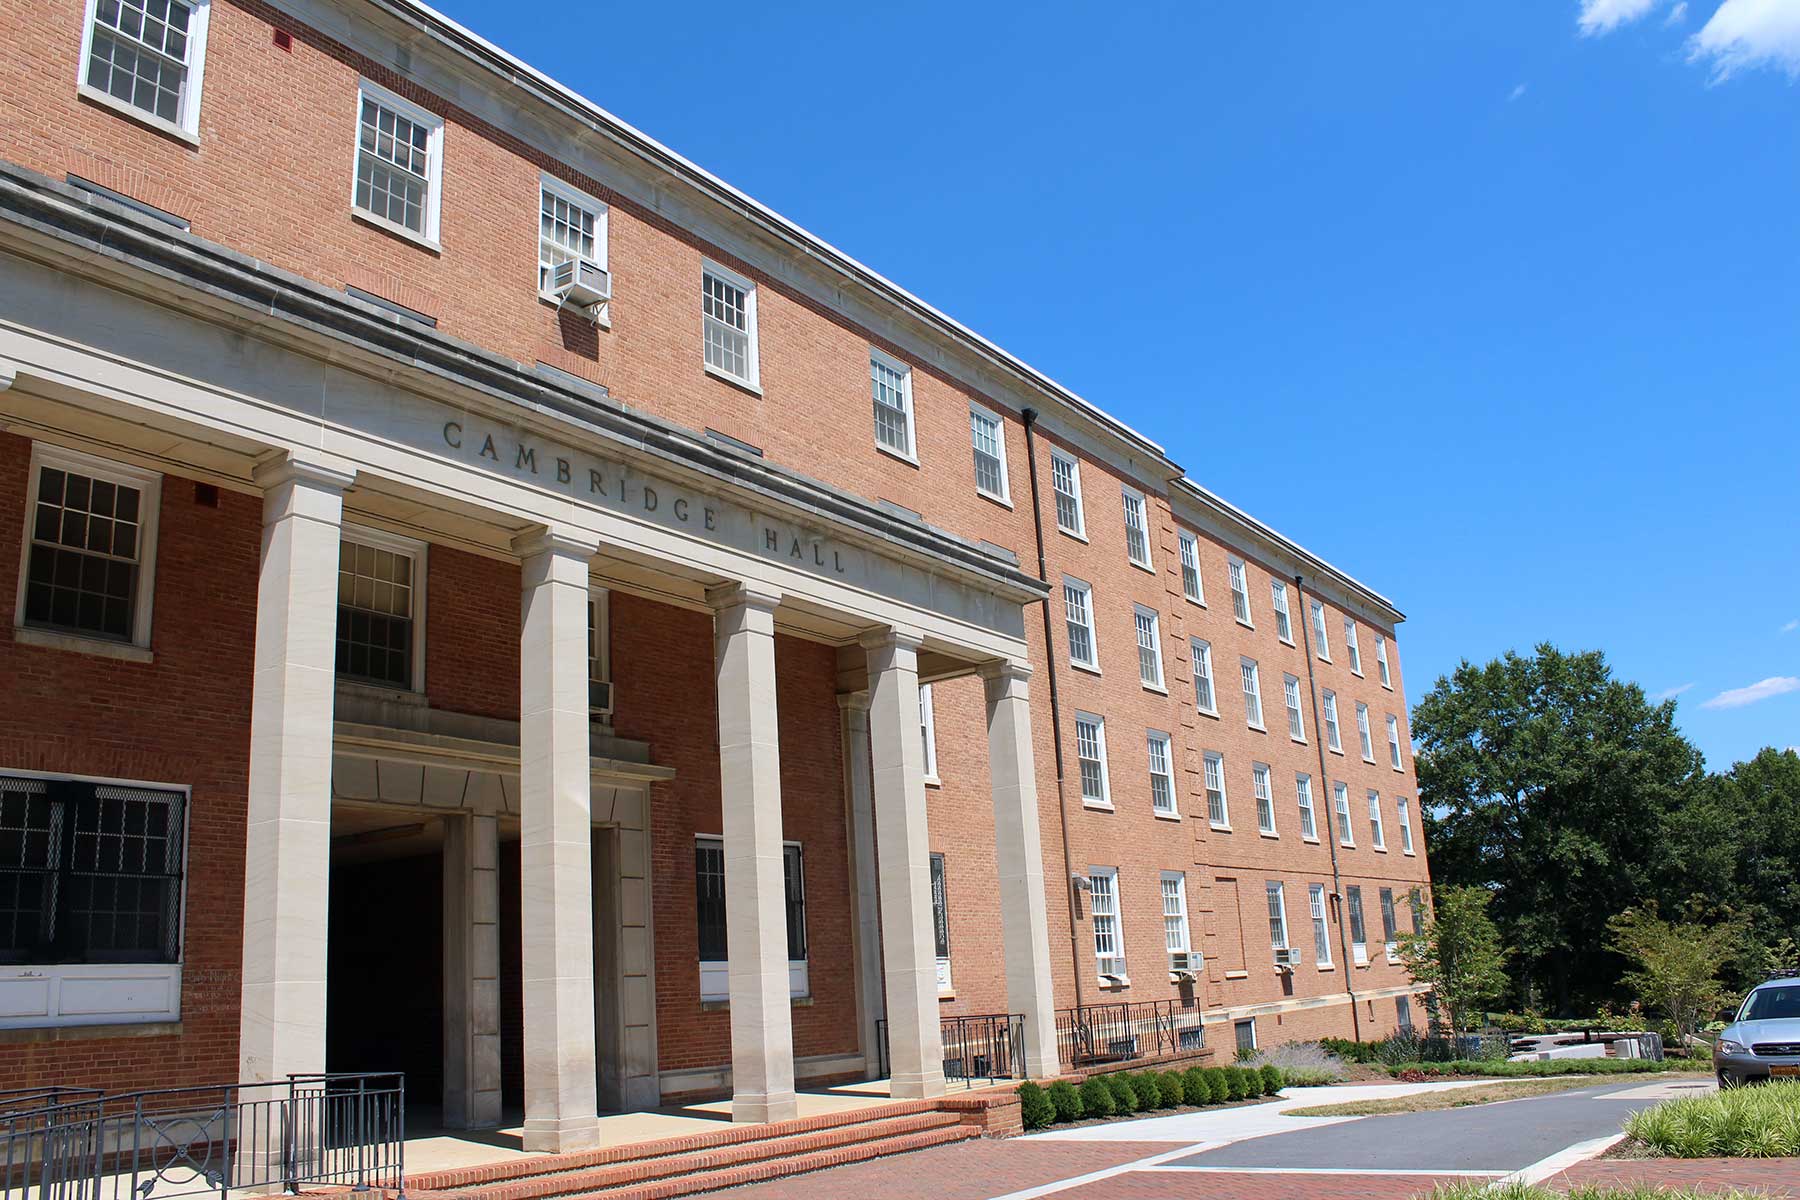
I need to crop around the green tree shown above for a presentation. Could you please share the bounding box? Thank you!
[1699,749,1800,985]
[1412,645,1705,1011]
[1607,905,1744,1044]
[1397,884,1510,1038]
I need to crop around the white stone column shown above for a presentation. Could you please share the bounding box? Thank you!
[443,812,502,1128]
[838,691,885,1077]
[239,455,353,1086]
[862,630,945,1100]
[516,530,602,1153]
[982,660,1061,1079]
[709,583,798,1124]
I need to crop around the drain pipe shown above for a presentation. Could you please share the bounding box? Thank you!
[1295,573,1362,1042]
[1021,408,1086,1010]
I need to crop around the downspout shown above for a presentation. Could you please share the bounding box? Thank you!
[1021,408,1086,1010]
[1295,573,1362,1042]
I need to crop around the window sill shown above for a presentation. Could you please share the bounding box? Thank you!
[1082,801,1115,813]
[77,85,200,146]
[1153,811,1181,822]
[1184,596,1206,608]
[1373,845,1389,853]
[13,625,153,663]
[1235,618,1255,631]
[0,1019,182,1044]
[875,442,920,469]
[1316,964,1335,973]
[701,995,814,1012]
[336,679,428,706]
[1362,756,1378,766]
[1339,843,1356,851]
[1197,706,1220,720]
[1258,830,1279,840]
[1246,722,1267,734]
[1351,670,1365,679]
[923,775,942,788]
[1142,683,1168,696]
[974,488,1014,510]
[1056,527,1088,543]
[1095,976,1131,991]
[1328,746,1345,756]
[1128,559,1155,575]
[1318,655,1332,665]
[1070,660,1102,677]
[1290,735,1308,746]
[351,208,442,254]
[1278,637,1295,648]
[938,991,956,1002]
[1209,822,1232,834]
[1302,835,1320,845]
[702,362,763,396]
[1402,849,1416,857]
[1224,969,1249,980]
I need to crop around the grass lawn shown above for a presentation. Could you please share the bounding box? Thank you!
[1285,1075,1603,1116]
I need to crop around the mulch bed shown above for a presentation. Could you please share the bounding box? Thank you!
[1046,1094,1279,1132]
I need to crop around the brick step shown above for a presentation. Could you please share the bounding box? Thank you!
[561,1123,981,1200]
[424,1111,969,1200]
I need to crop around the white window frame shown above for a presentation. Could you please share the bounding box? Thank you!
[1089,866,1127,981]
[1344,617,1363,676]
[967,401,1011,504]
[537,173,609,309]
[701,259,760,389]
[1323,690,1343,753]
[1356,702,1375,762]
[1062,575,1099,671]
[1376,633,1393,689]
[1120,486,1153,570]
[1074,711,1112,810]
[1271,580,1293,644]
[1133,604,1165,691]
[1309,883,1333,968]
[77,0,211,141]
[1296,773,1318,842]
[1191,638,1217,716]
[350,78,444,247]
[1049,447,1086,539]
[1283,674,1306,742]
[1311,600,1331,661]
[1227,556,1252,626]
[588,584,611,719]
[1203,750,1229,830]
[1161,871,1193,974]
[869,346,917,463]
[16,443,162,652]
[1240,657,1265,730]
[1177,530,1204,605]
[1397,796,1415,855]
[932,852,954,994]
[1147,729,1176,818]
[1368,790,1386,850]
[1253,762,1276,836]
[1333,781,1354,847]
[696,835,808,1001]
[337,523,428,694]
[1347,884,1369,965]
[1380,886,1400,961]
[919,683,939,785]
[1265,880,1290,953]
[1387,713,1404,771]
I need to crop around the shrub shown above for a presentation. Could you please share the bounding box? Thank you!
[1624,1080,1800,1158]
[1048,1080,1084,1123]
[1281,1066,1341,1087]
[1224,1066,1249,1100]
[1260,1063,1284,1095]
[1079,1075,1116,1118]
[1204,1067,1230,1103]
[1134,1072,1164,1109]
[1241,1041,1350,1084]
[1182,1068,1209,1105]
[1159,1070,1187,1107]
[1017,1081,1055,1130]
[1388,1058,1676,1080]
[1105,1072,1140,1113]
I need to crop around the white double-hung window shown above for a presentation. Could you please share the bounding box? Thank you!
[1162,872,1194,972]
[1147,730,1175,816]
[1253,763,1276,835]
[1228,557,1252,625]
[1090,867,1126,979]
[919,684,938,783]
[1271,580,1293,643]
[1309,883,1333,967]
[1133,605,1165,689]
[1121,487,1153,569]
[1387,713,1404,770]
[1191,638,1217,714]
[1296,773,1318,840]
[1203,751,1229,829]
[702,262,759,387]
[1344,618,1363,675]
[1356,702,1375,761]
[1311,600,1331,660]
[869,349,915,459]
[1283,674,1306,741]
[1368,791,1386,850]
[1050,448,1085,537]
[1178,530,1204,604]
[80,0,211,137]
[697,836,809,1001]
[1240,657,1264,729]
[1075,712,1111,808]
[1334,782,1354,846]
[18,444,161,650]
[1376,633,1392,688]
[1346,885,1368,965]
[1396,796,1416,854]
[336,526,426,692]
[1323,690,1343,752]
[1266,881,1290,954]
[538,176,607,302]
[968,404,1010,502]
[352,81,443,243]
[1063,577,1098,669]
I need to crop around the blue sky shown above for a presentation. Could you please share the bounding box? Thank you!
[431,0,1799,770]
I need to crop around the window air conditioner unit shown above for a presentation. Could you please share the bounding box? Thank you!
[1169,951,1191,972]
[588,679,613,721]
[1273,947,1301,968]
[552,258,611,310]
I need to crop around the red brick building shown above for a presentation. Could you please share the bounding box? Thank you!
[0,0,1430,1147]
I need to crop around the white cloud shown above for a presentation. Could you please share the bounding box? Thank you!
[1651,682,1695,701]
[1508,82,1530,101]
[1667,1,1690,22]
[1782,618,1799,633]
[1689,0,1800,80]
[1701,675,1800,709]
[1578,0,1661,35]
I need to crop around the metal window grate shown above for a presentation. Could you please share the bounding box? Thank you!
[25,466,143,641]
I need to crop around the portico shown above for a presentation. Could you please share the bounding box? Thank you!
[0,170,1059,1150]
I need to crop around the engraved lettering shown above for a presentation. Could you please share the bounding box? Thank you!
[516,445,537,473]
[789,536,803,560]
[704,508,717,531]
[673,498,689,522]
[834,550,845,574]
[556,458,571,484]
[643,487,658,513]
[479,435,499,461]
[443,421,462,449]
[589,470,605,495]
[764,528,779,552]
[813,543,825,567]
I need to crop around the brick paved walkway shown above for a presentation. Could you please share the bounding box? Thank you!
[1554,1157,1800,1195]
[1067,1172,1472,1199]
[712,1138,1171,1199]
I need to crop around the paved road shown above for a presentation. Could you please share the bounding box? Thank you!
[1164,1079,1674,1173]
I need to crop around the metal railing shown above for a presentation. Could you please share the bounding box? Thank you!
[1055,999,1205,1072]
[877,1013,1027,1088]
[0,1072,405,1200]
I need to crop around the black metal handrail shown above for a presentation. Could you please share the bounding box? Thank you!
[0,1072,405,1200]
[1055,998,1205,1072]
[876,1013,1027,1088]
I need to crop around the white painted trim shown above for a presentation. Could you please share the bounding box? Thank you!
[537,171,609,312]
[1073,710,1111,808]
[1120,484,1152,571]
[76,0,211,140]
[351,78,445,246]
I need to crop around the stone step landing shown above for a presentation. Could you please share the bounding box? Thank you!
[405,1100,997,1200]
